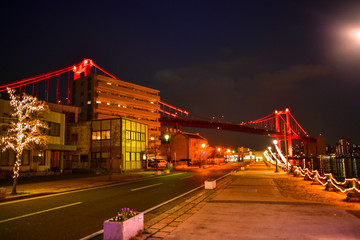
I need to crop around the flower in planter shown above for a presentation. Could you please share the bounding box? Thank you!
[206,178,214,181]
[110,208,137,222]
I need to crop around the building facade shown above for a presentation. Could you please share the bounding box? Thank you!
[169,131,208,166]
[66,117,148,172]
[337,137,353,156]
[91,118,148,171]
[65,121,91,169]
[70,74,160,149]
[0,99,76,178]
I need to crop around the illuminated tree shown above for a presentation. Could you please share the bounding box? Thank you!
[1,88,48,195]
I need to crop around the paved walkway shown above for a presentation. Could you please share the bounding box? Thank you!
[142,162,360,240]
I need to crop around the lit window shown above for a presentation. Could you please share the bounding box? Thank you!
[150,101,154,104]
[87,101,91,104]
[107,103,110,105]
[118,104,121,107]
[107,82,112,85]
[96,101,101,104]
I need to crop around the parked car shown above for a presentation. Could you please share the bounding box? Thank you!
[156,160,167,168]
[148,159,167,168]
[179,159,192,166]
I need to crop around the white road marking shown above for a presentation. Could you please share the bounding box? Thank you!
[130,183,163,191]
[0,202,82,224]
[180,175,193,180]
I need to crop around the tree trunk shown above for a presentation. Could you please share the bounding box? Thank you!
[11,176,18,195]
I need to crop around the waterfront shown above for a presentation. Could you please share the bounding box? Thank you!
[300,157,360,181]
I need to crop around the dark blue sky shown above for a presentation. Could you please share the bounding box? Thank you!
[1,1,359,150]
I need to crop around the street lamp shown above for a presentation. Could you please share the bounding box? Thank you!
[164,134,170,168]
[202,143,206,166]
[270,145,279,173]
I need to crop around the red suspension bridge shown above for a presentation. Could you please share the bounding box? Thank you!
[0,58,316,157]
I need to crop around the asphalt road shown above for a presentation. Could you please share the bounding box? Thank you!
[0,167,237,240]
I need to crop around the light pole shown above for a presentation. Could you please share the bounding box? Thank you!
[202,143,206,166]
[270,145,279,173]
[283,122,289,174]
[217,147,221,165]
[164,134,170,169]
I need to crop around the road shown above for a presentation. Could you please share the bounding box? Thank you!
[0,167,237,240]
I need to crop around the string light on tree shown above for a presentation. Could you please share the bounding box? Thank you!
[1,88,48,195]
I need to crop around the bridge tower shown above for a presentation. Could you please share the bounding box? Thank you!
[275,109,293,157]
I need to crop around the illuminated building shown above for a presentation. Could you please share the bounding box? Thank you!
[337,137,353,156]
[169,131,208,165]
[66,117,148,171]
[70,74,160,150]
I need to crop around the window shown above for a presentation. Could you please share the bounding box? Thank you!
[102,131,110,140]
[22,150,30,166]
[80,155,88,162]
[0,150,9,166]
[141,133,145,141]
[88,77,92,91]
[71,134,78,141]
[49,122,60,136]
[42,122,61,137]
[92,131,101,140]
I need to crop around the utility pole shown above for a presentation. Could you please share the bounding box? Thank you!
[284,121,289,173]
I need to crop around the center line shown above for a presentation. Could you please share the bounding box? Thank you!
[180,175,193,180]
[130,183,163,191]
[0,202,82,224]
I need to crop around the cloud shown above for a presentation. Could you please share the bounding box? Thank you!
[254,65,330,92]
[154,60,331,124]
[154,70,183,85]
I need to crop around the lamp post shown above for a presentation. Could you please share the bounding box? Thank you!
[270,145,279,173]
[202,143,206,166]
[283,122,289,174]
[164,134,170,169]
[217,147,221,165]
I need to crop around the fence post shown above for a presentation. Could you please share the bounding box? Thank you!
[346,179,360,202]
[325,175,335,191]
[311,174,320,185]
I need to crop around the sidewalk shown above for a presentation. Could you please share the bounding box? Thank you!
[141,162,360,240]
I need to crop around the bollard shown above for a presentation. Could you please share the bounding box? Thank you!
[325,175,335,191]
[311,175,321,185]
[346,179,360,202]
[303,173,312,181]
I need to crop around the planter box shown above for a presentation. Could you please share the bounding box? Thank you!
[0,188,6,199]
[104,212,144,240]
[154,171,162,176]
[164,169,170,174]
[204,180,216,189]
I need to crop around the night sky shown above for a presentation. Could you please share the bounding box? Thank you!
[1,1,359,150]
